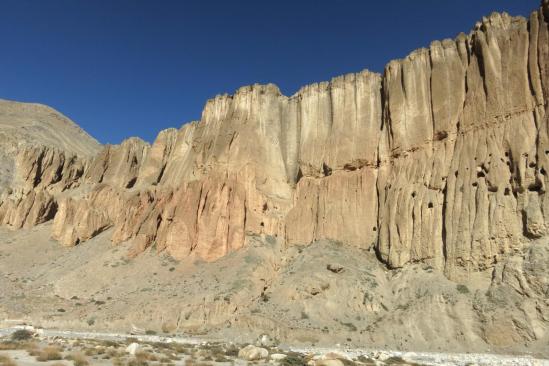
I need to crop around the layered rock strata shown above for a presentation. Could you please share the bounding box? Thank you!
[2,2,549,279]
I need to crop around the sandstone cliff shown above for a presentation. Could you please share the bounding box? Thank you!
[2,2,549,283]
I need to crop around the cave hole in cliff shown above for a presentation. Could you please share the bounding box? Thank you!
[505,152,509,157]
[296,168,303,183]
[260,222,265,227]
[343,164,357,171]
[434,131,448,141]
[411,191,416,198]
[322,163,332,177]
[529,162,536,168]
[126,177,137,189]
[428,202,433,208]
[545,150,549,155]
[541,167,546,176]
[477,171,485,178]
[504,187,510,196]
[528,182,542,192]
[472,182,478,187]
[262,202,268,212]
[372,227,377,232]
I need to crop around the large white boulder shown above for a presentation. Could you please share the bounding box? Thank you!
[125,342,140,355]
[238,344,269,360]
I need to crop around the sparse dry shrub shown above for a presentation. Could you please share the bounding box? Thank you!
[27,345,43,357]
[35,346,63,361]
[65,352,89,366]
[0,354,17,366]
[106,348,123,358]
[10,329,33,341]
[0,342,17,350]
[99,339,119,348]
[135,350,158,361]
[127,357,149,366]
[169,343,188,354]
[160,351,180,361]
[185,358,212,366]
[159,355,178,364]
[279,352,308,366]
[223,344,239,357]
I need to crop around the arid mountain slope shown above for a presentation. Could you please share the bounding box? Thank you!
[0,99,101,195]
[0,0,549,355]
[1,224,548,357]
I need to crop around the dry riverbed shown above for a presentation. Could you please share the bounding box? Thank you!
[0,327,547,366]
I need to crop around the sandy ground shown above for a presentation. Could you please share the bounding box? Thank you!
[0,327,547,366]
[1,223,548,363]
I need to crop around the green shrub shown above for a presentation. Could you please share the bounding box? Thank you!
[11,329,33,341]
[280,353,308,366]
[456,284,470,294]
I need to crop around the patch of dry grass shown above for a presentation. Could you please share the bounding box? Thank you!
[159,351,179,361]
[0,340,38,351]
[112,357,126,366]
[185,358,212,366]
[105,348,124,358]
[135,350,158,361]
[35,346,63,361]
[158,355,177,365]
[0,342,18,351]
[127,357,149,366]
[83,345,106,356]
[0,354,17,366]
[65,352,89,366]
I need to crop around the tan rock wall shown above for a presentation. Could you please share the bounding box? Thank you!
[1,3,548,278]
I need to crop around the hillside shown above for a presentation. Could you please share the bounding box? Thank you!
[0,99,101,193]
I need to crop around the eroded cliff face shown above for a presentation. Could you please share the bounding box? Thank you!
[2,3,549,281]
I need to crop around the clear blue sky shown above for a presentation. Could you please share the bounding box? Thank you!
[0,0,539,144]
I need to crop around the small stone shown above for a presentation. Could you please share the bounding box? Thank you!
[125,342,139,355]
[270,353,288,361]
[327,264,344,273]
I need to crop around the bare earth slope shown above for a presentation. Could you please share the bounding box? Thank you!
[1,224,548,358]
[1,0,549,359]
[0,99,101,194]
